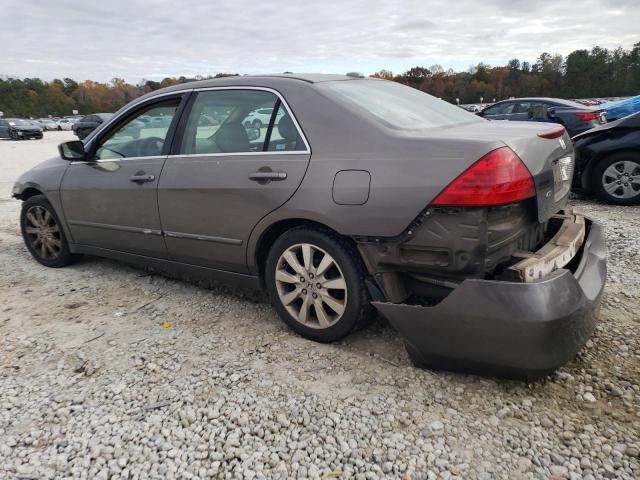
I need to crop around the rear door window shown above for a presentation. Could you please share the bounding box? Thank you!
[484,102,516,115]
[178,89,307,154]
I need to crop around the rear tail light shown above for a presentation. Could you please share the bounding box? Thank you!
[431,147,536,206]
[575,111,600,121]
[538,126,565,139]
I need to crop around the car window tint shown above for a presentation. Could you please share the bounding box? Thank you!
[321,79,482,129]
[179,89,278,155]
[94,101,179,160]
[484,102,516,115]
[267,104,305,152]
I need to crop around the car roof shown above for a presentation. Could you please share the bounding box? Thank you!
[140,74,366,98]
[496,97,588,109]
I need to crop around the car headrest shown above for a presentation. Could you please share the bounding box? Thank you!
[214,122,250,153]
[277,114,298,141]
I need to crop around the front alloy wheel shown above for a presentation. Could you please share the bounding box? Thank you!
[21,195,78,267]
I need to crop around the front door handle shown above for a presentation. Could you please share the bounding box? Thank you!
[129,173,155,184]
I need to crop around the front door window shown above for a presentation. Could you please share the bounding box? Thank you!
[95,101,180,160]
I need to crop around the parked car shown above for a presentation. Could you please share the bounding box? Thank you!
[572,111,640,205]
[55,118,75,131]
[243,106,284,129]
[73,113,114,139]
[598,95,640,122]
[478,97,606,137]
[0,118,43,140]
[38,118,58,131]
[12,74,606,379]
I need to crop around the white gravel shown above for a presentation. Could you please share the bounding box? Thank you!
[0,132,638,479]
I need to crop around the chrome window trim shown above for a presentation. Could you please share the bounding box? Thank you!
[167,150,309,159]
[83,85,311,159]
[69,155,167,165]
[189,86,311,154]
[83,89,194,148]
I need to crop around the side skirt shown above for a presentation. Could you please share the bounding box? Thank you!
[69,244,262,291]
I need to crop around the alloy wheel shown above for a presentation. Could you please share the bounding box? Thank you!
[275,243,347,329]
[601,160,640,200]
[24,205,63,260]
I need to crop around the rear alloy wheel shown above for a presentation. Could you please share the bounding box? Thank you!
[21,195,78,267]
[266,227,371,342]
[593,152,640,205]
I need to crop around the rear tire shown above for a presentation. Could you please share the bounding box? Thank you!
[265,226,371,342]
[21,195,79,268]
[592,152,640,205]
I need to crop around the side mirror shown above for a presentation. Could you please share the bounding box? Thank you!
[246,127,261,141]
[59,140,86,161]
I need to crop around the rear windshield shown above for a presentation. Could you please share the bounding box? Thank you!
[320,79,482,130]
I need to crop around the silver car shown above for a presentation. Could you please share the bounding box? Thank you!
[12,74,606,378]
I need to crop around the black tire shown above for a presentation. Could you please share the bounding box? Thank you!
[591,152,640,205]
[20,195,79,268]
[265,226,371,343]
[252,120,263,129]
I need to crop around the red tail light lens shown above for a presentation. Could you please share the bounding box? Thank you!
[575,111,600,121]
[431,147,536,206]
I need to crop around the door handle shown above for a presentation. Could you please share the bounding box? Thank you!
[129,173,155,184]
[248,171,287,181]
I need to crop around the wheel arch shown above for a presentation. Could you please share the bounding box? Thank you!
[15,186,46,201]
[252,218,357,287]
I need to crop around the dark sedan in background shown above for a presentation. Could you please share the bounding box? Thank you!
[478,97,606,137]
[73,113,114,140]
[572,111,640,205]
[0,118,43,140]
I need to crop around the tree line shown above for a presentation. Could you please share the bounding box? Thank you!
[376,42,640,104]
[1,43,639,118]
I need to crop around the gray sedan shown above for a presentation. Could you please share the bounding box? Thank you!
[13,74,606,379]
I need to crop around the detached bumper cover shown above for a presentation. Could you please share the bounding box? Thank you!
[373,219,606,378]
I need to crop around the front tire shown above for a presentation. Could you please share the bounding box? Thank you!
[592,152,640,205]
[265,227,371,342]
[21,195,79,268]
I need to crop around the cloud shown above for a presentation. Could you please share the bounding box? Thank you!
[2,0,638,82]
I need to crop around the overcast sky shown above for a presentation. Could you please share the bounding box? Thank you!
[2,0,638,83]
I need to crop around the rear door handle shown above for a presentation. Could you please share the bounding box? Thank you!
[129,173,155,183]
[248,171,287,181]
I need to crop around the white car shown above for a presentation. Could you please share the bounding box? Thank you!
[55,118,75,131]
[243,107,285,129]
[38,119,58,131]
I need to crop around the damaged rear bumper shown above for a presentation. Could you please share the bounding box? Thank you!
[372,218,606,379]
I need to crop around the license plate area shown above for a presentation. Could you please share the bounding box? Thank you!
[508,208,585,282]
[552,155,574,202]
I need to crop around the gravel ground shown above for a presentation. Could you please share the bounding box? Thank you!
[0,132,638,480]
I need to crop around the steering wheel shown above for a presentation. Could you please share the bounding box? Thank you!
[137,136,164,157]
